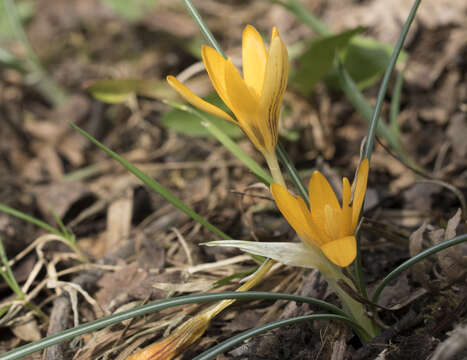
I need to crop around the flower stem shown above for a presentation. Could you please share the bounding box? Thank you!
[320,263,377,341]
[264,151,286,188]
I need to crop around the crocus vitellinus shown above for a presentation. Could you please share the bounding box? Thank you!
[270,159,369,267]
[167,25,289,157]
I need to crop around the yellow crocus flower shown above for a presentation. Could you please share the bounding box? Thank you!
[167,25,289,156]
[270,159,369,267]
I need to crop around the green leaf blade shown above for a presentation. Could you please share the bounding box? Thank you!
[292,27,364,94]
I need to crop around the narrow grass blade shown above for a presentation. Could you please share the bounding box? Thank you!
[353,232,368,298]
[193,314,369,360]
[277,0,408,158]
[182,0,225,57]
[354,0,421,301]
[363,0,421,160]
[0,203,61,237]
[50,209,71,240]
[372,233,467,305]
[0,291,347,360]
[165,100,273,185]
[0,238,23,296]
[68,121,231,240]
[0,204,87,262]
[337,62,400,154]
[0,238,48,321]
[276,142,309,205]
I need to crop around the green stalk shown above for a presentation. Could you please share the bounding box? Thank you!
[0,291,348,360]
[69,121,231,240]
[0,238,48,321]
[372,233,467,305]
[193,314,368,360]
[362,0,421,160]
[351,0,422,303]
[182,0,226,57]
[319,261,377,341]
[264,151,286,187]
[0,204,61,236]
[0,204,88,262]
[0,239,23,296]
[354,233,368,298]
[276,142,309,205]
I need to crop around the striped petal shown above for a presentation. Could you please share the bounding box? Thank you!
[258,35,289,152]
[224,58,259,118]
[224,59,266,150]
[242,25,267,97]
[309,171,342,240]
[166,76,234,123]
[320,236,356,267]
[351,158,369,231]
[296,196,327,246]
[340,177,352,238]
[201,45,232,109]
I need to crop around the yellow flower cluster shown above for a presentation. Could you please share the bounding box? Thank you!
[147,24,373,360]
[167,25,369,267]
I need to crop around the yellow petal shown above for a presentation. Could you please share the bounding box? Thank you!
[309,171,342,240]
[166,76,234,123]
[340,177,352,237]
[351,158,369,231]
[320,236,356,267]
[242,25,267,97]
[258,35,289,153]
[201,45,232,109]
[224,58,259,118]
[126,312,211,360]
[271,184,310,238]
[324,204,340,240]
[224,59,265,150]
[271,27,279,41]
[296,196,326,246]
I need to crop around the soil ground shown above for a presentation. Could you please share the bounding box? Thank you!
[1,0,466,359]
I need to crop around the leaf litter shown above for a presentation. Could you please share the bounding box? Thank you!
[1,0,467,359]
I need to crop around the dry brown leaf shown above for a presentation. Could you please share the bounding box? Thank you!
[377,273,412,309]
[410,209,467,287]
[371,153,415,192]
[429,209,467,281]
[404,183,439,212]
[10,317,41,342]
[409,221,431,288]
[106,187,133,250]
[96,261,173,308]
[33,181,92,220]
